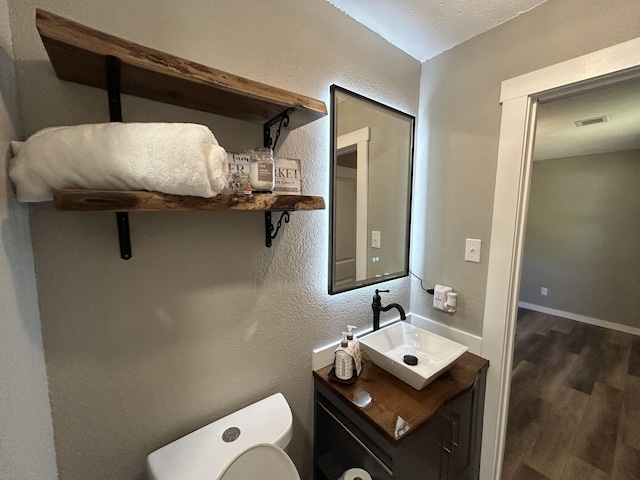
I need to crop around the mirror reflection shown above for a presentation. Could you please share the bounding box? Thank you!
[329,85,415,294]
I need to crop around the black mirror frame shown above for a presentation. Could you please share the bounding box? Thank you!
[328,84,415,295]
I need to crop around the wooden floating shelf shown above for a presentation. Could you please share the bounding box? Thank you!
[36,10,327,255]
[54,190,326,213]
[36,9,327,129]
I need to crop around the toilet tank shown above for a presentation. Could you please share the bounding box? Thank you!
[147,393,294,480]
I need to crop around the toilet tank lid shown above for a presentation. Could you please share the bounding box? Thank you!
[147,393,293,480]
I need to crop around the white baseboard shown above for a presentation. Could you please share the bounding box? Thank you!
[519,302,640,337]
[409,314,483,355]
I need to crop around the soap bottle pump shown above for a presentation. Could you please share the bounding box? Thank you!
[334,332,354,381]
[346,325,356,343]
[346,325,362,376]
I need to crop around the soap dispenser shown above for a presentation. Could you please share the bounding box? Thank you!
[346,325,362,376]
[333,332,354,381]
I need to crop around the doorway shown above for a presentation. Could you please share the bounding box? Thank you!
[502,75,640,479]
[479,37,640,480]
[334,127,370,288]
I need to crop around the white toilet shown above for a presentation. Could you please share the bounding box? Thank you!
[146,393,301,480]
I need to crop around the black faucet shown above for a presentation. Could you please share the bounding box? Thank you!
[372,289,406,331]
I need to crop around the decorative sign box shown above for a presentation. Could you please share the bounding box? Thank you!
[226,153,301,195]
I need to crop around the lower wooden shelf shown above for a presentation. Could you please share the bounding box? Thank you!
[53,189,325,212]
[52,189,324,257]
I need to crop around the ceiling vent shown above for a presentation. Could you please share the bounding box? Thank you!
[574,115,609,127]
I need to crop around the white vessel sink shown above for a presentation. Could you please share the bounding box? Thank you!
[359,322,468,390]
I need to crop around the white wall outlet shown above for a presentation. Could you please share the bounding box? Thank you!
[465,238,482,263]
[541,287,548,296]
[434,284,453,311]
[371,230,381,249]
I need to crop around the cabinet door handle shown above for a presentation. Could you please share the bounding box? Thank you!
[317,401,394,477]
[443,413,460,456]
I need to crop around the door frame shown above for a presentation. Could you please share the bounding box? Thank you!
[334,165,357,287]
[480,36,640,479]
[337,127,371,281]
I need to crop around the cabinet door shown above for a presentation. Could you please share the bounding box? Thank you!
[393,412,445,480]
[441,390,474,480]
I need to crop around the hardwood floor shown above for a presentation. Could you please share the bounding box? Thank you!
[503,309,640,480]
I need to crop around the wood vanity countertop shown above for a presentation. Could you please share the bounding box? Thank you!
[313,352,489,446]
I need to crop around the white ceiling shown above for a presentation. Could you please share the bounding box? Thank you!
[325,0,549,62]
[325,1,640,159]
[534,76,640,160]
[326,0,640,160]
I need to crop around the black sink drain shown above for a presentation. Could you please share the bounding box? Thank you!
[403,354,418,366]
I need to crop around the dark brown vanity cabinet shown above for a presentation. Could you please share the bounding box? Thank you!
[313,353,488,480]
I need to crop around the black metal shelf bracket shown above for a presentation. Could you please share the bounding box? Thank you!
[262,107,295,248]
[265,211,290,248]
[106,56,122,122]
[116,212,132,259]
[106,55,132,260]
[263,107,295,153]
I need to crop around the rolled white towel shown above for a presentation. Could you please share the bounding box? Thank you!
[9,122,229,202]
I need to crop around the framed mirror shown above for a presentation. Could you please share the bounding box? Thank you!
[329,85,415,294]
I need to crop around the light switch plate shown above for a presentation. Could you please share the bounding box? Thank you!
[372,230,381,249]
[465,238,481,263]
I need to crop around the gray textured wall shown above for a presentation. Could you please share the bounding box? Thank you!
[0,0,58,477]
[520,150,640,328]
[7,0,419,479]
[8,0,640,477]
[411,0,640,336]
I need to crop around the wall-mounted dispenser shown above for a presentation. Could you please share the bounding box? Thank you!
[444,292,457,313]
